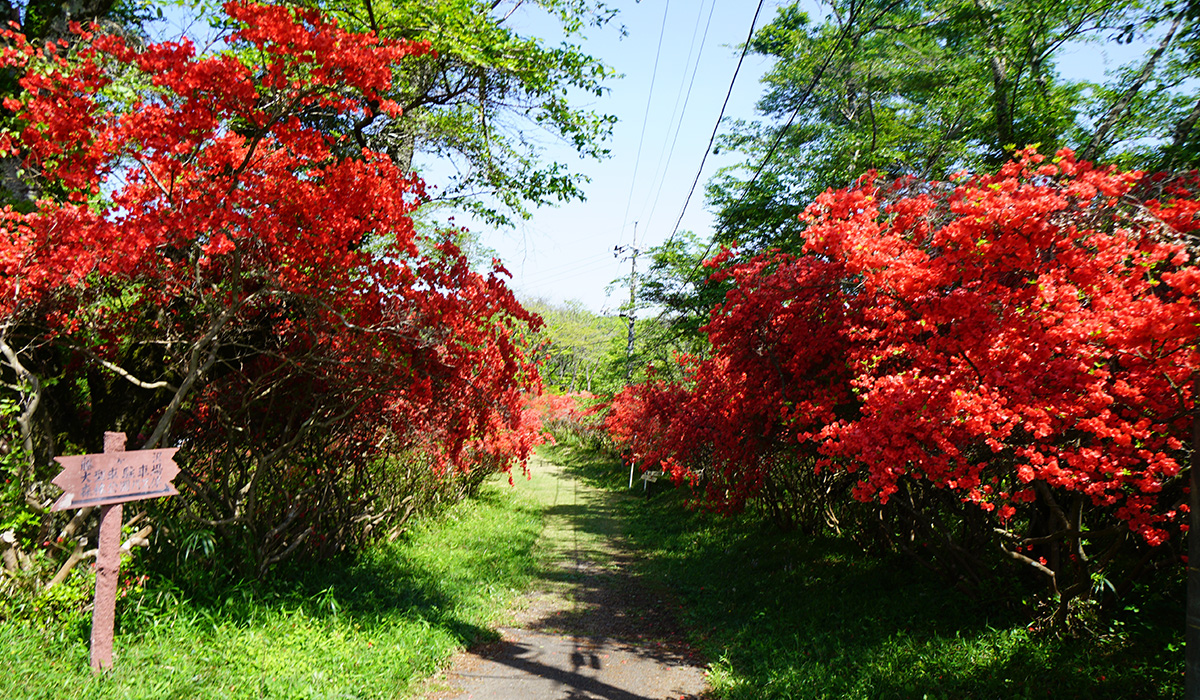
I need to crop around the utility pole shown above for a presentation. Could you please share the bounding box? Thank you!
[615,222,640,491]
[626,221,638,384]
[614,222,639,385]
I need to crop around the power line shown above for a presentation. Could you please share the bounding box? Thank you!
[636,0,718,233]
[617,0,672,244]
[616,0,768,373]
[659,0,768,252]
[523,257,622,287]
[636,1,869,364]
[520,251,615,282]
[674,2,865,291]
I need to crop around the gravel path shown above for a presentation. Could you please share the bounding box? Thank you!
[419,457,710,700]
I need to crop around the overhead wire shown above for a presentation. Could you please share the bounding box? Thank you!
[616,0,672,246]
[635,0,718,233]
[636,1,869,363]
[669,2,864,300]
[614,0,767,367]
[657,0,768,253]
[524,256,625,288]
[521,250,615,279]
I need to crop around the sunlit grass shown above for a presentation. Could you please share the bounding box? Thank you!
[0,483,542,700]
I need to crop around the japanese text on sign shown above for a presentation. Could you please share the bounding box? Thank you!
[51,448,180,511]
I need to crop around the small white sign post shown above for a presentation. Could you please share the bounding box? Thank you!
[50,431,180,672]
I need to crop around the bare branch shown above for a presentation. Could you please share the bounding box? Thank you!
[0,330,42,477]
[496,0,526,24]
[1000,543,1059,593]
[1080,9,1184,161]
[130,154,173,201]
[69,345,178,391]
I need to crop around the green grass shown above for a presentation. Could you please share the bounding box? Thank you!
[0,482,542,700]
[542,442,1185,700]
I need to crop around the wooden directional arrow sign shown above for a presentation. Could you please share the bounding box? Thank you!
[50,447,180,511]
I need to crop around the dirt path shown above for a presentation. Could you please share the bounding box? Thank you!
[419,455,710,700]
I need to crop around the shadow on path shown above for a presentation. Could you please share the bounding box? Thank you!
[421,457,709,700]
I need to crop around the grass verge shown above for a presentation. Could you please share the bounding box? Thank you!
[0,481,541,700]
[541,442,1185,700]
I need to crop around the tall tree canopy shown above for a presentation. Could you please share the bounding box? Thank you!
[315,0,619,226]
[524,298,623,394]
[708,0,1200,252]
[0,0,618,227]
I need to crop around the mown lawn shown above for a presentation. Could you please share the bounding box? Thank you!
[0,483,542,700]
[542,442,1185,700]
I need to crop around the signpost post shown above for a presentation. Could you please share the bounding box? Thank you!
[50,431,180,673]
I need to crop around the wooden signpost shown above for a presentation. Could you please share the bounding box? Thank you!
[50,432,180,673]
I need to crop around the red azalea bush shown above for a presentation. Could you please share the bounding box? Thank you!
[0,3,543,578]
[533,391,611,449]
[608,150,1199,622]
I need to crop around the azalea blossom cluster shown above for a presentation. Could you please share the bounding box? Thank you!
[608,150,1198,549]
[0,3,544,571]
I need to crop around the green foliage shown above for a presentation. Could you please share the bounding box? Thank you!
[637,233,712,318]
[708,0,1200,254]
[0,2,548,579]
[134,448,506,587]
[625,231,726,373]
[0,423,35,541]
[0,479,541,699]
[0,556,95,629]
[524,298,626,394]
[646,0,1200,361]
[308,0,619,227]
[3,0,620,226]
[18,0,153,43]
[0,396,78,612]
[523,294,697,393]
[547,443,1185,699]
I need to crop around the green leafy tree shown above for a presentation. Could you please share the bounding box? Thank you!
[524,298,623,394]
[0,0,150,42]
[302,0,619,227]
[708,0,1200,252]
[616,232,724,375]
[0,1,546,582]
[0,0,619,226]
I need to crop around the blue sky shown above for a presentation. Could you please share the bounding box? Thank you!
[147,0,774,314]
[410,1,1162,316]
[150,0,1161,316]
[416,0,777,315]
[410,0,1152,314]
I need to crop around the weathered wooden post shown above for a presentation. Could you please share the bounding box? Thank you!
[90,432,125,673]
[50,431,180,673]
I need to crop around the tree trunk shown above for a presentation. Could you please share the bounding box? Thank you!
[1080,10,1183,162]
[1160,97,1200,171]
[972,0,1014,152]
